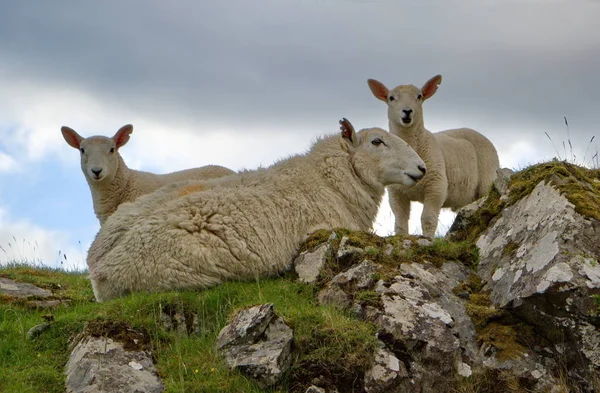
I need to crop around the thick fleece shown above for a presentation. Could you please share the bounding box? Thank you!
[87,119,426,302]
[61,124,235,225]
[368,75,500,237]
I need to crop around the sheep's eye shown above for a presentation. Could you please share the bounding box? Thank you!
[371,138,384,146]
[110,148,115,154]
[80,148,85,154]
[389,96,395,101]
[417,94,423,100]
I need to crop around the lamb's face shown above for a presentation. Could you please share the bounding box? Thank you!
[353,128,426,188]
[367,76,442,130]
[385,85,425,128]
[78,137,120,183]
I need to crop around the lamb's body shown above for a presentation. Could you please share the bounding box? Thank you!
[88,121,427,302]
[90,160,235,225]
[61,124,235,225]
[368,75,500,237]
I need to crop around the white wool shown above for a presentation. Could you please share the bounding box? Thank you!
[86,119,426,302]
[61,124,235,225]
[368,75,500,238]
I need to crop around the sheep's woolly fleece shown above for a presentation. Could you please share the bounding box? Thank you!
[368,75,500,238]
[61,124,235,225]
[87,120,426,302]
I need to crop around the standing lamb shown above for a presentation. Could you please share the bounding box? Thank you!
[61,124,236,225]
[87,118,427,302]
[367,75,500,238]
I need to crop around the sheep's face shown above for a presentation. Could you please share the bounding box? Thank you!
[78,137,121,183]
[61,124,133,185]
[342,122,426,188]
[368,75,442,129]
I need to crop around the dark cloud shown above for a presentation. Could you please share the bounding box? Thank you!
[0,0,598,148]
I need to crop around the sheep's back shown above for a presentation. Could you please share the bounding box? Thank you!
[435,128,498,209]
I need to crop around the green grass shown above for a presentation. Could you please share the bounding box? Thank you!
[0,264,378,393]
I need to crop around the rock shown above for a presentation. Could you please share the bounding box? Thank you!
[446,197,487,239]
[317,285,351,308]
[65,335,164,393]
[305,385,326,393]
[364,342,409,393]
[295,241,332,284]
[476,180,600,386]
[0,277,52,298]
[493,167,515,196]
[371,262,480,392]
[317,260,380,308]
[27,323,50,340]
[216,303,293,388]
[336,236,364,264]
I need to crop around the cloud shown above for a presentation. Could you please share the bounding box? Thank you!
[0,207,87,270]
[0,152,17,172]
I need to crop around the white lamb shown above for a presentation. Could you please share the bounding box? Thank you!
[61,124,236,225]
[367,75,500,238]
[87,118,427,302]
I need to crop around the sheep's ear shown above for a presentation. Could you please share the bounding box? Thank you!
[339,117,357,151]
[367,79,389,102]
[113,124,133,149]
[422,74,442,100]
[61,126,84,149]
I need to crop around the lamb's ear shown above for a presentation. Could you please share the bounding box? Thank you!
[61,126,84,149]
[422,74,442,100]
[113,124,133,149]
[339,117,357,151]
[367,79,389,102]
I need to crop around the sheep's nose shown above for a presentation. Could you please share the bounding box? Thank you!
[402,109,413,116]
[91,167,103,176]
[418,165,427,175]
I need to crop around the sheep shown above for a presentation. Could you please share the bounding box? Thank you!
[61,124,236,225]
[87,118,427,302]
[367,74,500,238]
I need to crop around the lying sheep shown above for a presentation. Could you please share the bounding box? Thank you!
[367,75,500,238]
[87,118,427,302]
[61,124,235,225]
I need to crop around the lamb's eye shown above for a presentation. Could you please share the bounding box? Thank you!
[417,94,423,100]
[389,96,395,101]
[80,148,85,154]
[372,138,383,146]
[110,148,115,154]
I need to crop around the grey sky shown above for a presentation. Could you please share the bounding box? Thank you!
[0,0,599,268]
[1,0,598,147]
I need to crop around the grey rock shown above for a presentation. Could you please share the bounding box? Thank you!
[446,197,488,238]
[476,180,600,385]
[305,385,326,393]
[493,167,515,196]
[317,285,351,308]
[364,342,409,393]
[27,323,50,340]
[295,242,331,284]
[330,260,379,290]
[336,236,364,264]
[371,262,480,392]
[65,335,164,393]
[317,260,380,308]
[0,277,52,298]
[216,303,293,388]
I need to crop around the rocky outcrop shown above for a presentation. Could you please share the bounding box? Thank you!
[65,322,164,393]
[216,303,294,388]
[474,179,600,388]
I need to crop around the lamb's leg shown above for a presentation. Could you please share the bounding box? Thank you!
[421,193,445,238]
[389,188,410,235]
